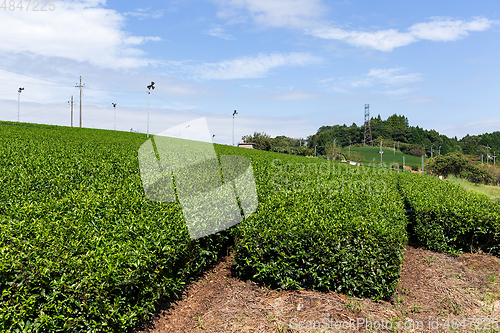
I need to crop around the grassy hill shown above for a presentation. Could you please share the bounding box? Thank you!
[341,145,423,169]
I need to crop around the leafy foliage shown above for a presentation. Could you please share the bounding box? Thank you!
[228,153,408,300]
[0,122,230,332]
[426,152,496,185]
[399,172,500,256]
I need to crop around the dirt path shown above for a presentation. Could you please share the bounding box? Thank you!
[135,246,500,332]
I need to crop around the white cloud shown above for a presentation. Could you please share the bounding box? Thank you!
[192,52,321,80]
[382,88,413,96]
[203,26,236,40]
[123,8,164,19]
[308,27,416,52]
[0,0,162,69]
[403,96,438,104]
[307,17,497,51]
[214,0,326,28]
[366,68,421,85]
[213,1,496,51]
[323,67,422,93]
[259,89,319,100]
[408,17,493,41]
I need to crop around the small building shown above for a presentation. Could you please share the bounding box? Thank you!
[238,142,255,149]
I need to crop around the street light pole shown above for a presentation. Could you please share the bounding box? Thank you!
[348,136,351,159]
[17,87,24,122]
[232,110,238,146]
[379,140,383,166]
[112,103,117,130]
[146,82,155,138]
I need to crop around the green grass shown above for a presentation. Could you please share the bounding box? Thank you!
[445,175,500,201]
[341,146,423,169]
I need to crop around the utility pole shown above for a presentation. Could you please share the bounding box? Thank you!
[493,151,497,165]
[232,110,238,146]
[146,82,155,138]
[68,95,74,127]
[379,140,384,166]
[17,87,24,122]
[486,146,491,163]
[439,146,441,156]
[482,154,484,164]
[398,141,400,151]
[348,136,351,159]
[112,103,117,130]
[75,76,85,128]
[333,138,336,160]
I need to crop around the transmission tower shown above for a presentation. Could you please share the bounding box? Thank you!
[363,104,373,146]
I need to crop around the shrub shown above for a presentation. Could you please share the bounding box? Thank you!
[0,122,229,332]
[232,158,407,301]
[399,172,500,256]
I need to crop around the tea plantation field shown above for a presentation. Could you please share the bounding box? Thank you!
[1,121,499,332]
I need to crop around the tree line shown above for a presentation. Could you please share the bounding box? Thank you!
[242,114,500,160]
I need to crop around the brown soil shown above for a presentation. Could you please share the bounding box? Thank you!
[135,246,500,332]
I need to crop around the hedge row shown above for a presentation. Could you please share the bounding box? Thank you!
[226,152,408,301]
[0,122,229,332]
[398,172,500,256]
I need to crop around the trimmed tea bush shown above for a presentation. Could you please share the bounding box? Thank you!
[231,156,408,301]
[0,122,229,332]
[399,172,500,256]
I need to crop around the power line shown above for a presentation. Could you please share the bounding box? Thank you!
[0,67,143,94]
[0,67,74,87]
[151,92,205,116]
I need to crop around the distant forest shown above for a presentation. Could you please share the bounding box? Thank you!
[242,114,500,159]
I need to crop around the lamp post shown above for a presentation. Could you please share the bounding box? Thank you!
[379,140,384,167]
[232,110,238,146]
[146,82,155,138]
[333,138,336,160]
[17,87,24,122]
[348,136,351,160]
[112,103,117,130]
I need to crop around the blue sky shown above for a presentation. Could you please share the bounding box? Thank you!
[0,0,499,144]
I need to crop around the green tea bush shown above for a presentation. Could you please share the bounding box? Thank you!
[230,155,408,300]
[0,122,229,332]
[399,172,500,256]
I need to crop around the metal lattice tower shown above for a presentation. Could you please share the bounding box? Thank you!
[363,104,373,146]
